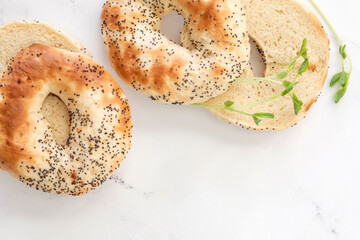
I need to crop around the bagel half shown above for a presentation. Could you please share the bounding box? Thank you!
[205,0,330,130]
[0,20,91,74]
[0,45,132,195]
[0,20,93,154]
[101,0,249,104]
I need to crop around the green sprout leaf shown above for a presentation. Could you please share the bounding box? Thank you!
[335,88,347,104]
[300,38,308,59]
[252,116,262,125]
[281,82,299,96]
[282,86,294,96]
[339,45,347,59]
[288,57,298,72]
[300,39,307,53]
[339,72,349,87]
[224,100,234,107]
[291,93,303,115]
[293,101,303,115]
[330,72,342,87]
[252,112,275,125]
[276,71,288,79]
[253,113,275,119]
[301,50,308,60]
[298,58,309,75]
[283,81,291,88]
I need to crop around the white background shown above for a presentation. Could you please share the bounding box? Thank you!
[0,0,359,239]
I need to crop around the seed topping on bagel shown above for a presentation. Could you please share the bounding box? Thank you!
[101,0,249,104]
[0,45,132,195]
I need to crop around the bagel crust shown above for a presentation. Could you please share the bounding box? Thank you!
[101,0,249,104]
[0,45,132,195]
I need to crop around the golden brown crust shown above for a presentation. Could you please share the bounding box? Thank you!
[106,40,187,95]
[177,0,232,46]
[0,45,132,195]
[0,20,91,73]
[101,0,249,104]
[305,98,316,112]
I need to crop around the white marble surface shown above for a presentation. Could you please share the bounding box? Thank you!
[0,0,360,239]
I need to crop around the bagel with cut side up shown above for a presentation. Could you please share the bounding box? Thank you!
[206,0,330,130]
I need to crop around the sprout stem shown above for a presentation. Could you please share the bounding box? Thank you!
[309,0,352,80]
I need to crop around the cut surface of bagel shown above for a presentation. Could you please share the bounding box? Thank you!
[205,0,330,130]
[0,45,132,195]
[101,0,249,105]
[0,20,91,74]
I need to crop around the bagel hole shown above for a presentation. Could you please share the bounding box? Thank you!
[160,11,185,45]
[249,38,266,78]
[40,94,70,146]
